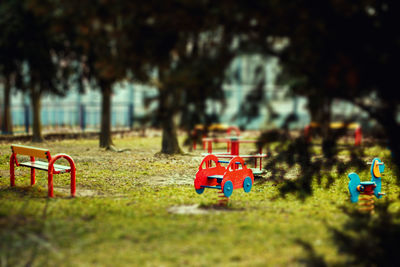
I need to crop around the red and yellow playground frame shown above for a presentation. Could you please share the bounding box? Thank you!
[202,136,267,176]
[304,122,362,146]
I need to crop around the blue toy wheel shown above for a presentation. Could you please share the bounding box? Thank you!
[243,177,252,193]
[195,188,205,194]
[223,181,234,197]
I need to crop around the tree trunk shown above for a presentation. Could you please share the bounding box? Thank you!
[386,126,400,170]
[2,75,13,134]
[309,96,334,157]
[320,99,335,158]
[99,84,113,148]
[319,99,332,140]
[161,112,181,154]
[373,109,400,176]
[31,88,43,142]
[160,89,181,154]
[309,97,332,138]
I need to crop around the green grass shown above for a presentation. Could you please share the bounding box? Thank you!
[0,136,399,266]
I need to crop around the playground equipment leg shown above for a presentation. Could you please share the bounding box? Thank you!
[30,156,35,185]
[9,154,15,187]
[304,125,312,143]
[218,190,229,206]
[355,127,362,146]
[231,139,239,155]
[207,141,212,154]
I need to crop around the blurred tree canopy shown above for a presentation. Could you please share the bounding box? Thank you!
[2,0,400,161]
[264,0,400,168]
[206,0,400,171]
[276,1,400,163]
[29,0,133,148]
[26,0,236,152]
[120,1,237,153]
[0,0,68,142]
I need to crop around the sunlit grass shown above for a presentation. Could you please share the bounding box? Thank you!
[0,135,398,266]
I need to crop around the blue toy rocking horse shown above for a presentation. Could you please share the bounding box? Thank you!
[348,158,385,211]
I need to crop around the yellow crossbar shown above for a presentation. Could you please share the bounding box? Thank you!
[195,123,229,131]
[310,122,360,129]
[11,144,50,159]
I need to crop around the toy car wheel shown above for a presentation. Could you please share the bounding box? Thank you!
[223,181,233,197]
[195,188,205,194]
[243,177,252,193]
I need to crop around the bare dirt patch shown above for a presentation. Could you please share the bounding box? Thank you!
[168,204,221,215]
[54,187,100,197]
[148,175,193,186]
[167,204,242,214]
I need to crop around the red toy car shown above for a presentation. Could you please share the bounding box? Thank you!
[194,155,254,197]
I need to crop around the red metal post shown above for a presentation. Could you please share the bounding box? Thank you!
[71,166,76,197]
[48,172,54,197]
[192,130,197,150]
[355,126,362,146]
[10,153,16,187]
[30,156,35,185]
[231,137,239,155]
[48,154,77,198]
[208,140,212,154]
[202,134,207,151]
[304,125,312,143]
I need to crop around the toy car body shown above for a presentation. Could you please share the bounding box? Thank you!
[194,155,254,197]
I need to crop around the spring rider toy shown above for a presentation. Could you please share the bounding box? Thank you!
[194,154,254,205]
[348,158,385,212]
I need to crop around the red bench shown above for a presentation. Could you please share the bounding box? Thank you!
[10,144,76,197]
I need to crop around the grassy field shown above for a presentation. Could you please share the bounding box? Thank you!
[0,135,398,266]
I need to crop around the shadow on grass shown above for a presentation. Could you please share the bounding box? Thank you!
[257,127,373,200]
[255,127,400,264]
[0,185,49,199]
[296,200,400,266]
[0,185,105,199]
[295,239,327,267]
[0,199,51,266]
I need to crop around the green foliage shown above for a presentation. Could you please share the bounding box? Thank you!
[0,0,66,93]
[271,1,400,173]
[297,200,400,267]
[331,202,400,266]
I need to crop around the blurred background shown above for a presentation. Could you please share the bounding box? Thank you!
[0,0,399,157]
[0,56,370,132]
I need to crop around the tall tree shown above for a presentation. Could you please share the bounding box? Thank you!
[38,0,129,149]
[1,0,65,141]
[31,0,239,153]
[207,1,400,168]
[0,0,22,134]
[121,0,236,154]
[0,75,13,134]
[25,0,66,142]
[267,1,400,168]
